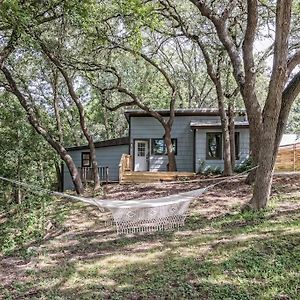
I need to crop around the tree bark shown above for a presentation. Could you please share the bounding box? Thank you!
[228,100,236,170]
[164,124,177,171]
[14,146,22,204]
[219,103,232,176]
[1,65,84,195]
[54,161,63,192]
[51,69,64,143]
[245,130,277,210]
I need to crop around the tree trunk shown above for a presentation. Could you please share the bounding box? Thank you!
[54,161,63,192]
[220,115,232,176]
[40,42,101,191]
[245,0,292,209]
[228,101,236,170]
[14,151,22,204]
[248,72,300,206]
[52,70,64,143]
[244,104,262,184]
[164,125,177,171]
[214,78,233,176]
[14,188,22,204]
[103,107,111,140]
[219,106,232,176]
[245,128,278,210]
[243,104,262,184]
[88,136,101,190]
[197,42,232,175]
[1,65,84,195]
[245,167,257,185]
[62,152,84,194]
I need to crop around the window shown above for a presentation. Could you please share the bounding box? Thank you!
[206,133,222,160]
[151,138,177,155]
[235,132,240,160]
[81,152,91,167]
[137,142,146,157]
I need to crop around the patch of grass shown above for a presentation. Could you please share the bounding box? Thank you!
[1,181,300,299]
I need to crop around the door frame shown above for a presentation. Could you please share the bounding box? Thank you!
[133,139,150,171]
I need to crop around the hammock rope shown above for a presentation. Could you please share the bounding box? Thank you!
[0,166,257,234]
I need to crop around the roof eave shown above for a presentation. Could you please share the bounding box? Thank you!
[66,136,130,151]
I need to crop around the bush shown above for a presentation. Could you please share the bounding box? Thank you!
[0,191,66,256]
[197,159,222,175]
[234,157,253,173]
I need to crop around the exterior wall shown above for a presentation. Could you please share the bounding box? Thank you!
[63,144,129,190]
[129,115,248,172]
[195,128,250,173]
[129,116,249,172]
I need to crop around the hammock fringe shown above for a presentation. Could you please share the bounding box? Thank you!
[113,214,187,235]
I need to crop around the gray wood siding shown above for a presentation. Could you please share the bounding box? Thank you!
[130,115,234,172]
[195,128,250,172]
[63,144,128,190]
[130,116,249,173]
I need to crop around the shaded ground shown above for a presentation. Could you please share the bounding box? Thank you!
[1,175,300,299]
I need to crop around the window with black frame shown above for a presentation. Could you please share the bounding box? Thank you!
[151,138,177,155]
[81,152,91,167]
[206,133,222,160]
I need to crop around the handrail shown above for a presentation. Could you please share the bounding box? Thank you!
[119,154,132,182]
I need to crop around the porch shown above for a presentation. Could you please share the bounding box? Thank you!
[118,154,196,183]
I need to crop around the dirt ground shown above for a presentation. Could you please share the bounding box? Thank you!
[1,174,300,299]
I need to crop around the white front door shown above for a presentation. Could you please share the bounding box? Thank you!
[134,140,149,171]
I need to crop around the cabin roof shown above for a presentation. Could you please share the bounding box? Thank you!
[66,136,129,151]
[124,108,246,121]
[190,120,249,129]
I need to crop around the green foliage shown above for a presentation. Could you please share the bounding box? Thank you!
[117,0,160,49]
[0,94,57,181]
[0,94,62,256]
[0,192,64,256]
[234,158,253,173]
[197,159,222,175]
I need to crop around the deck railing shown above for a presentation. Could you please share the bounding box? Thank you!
[78,166,109,184]
[119,154,132,182]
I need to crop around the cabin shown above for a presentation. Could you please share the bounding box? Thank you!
[63,109,250,190]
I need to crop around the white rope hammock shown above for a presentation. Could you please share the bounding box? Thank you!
[0,167,257,234]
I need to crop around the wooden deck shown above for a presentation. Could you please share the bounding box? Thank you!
[118,153,195,183]
[120,171,196,184]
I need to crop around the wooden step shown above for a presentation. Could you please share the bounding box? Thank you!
[120,171,196,183]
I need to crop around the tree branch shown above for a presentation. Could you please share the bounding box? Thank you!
[0,30,18,66]
[189,0,245,89]
[115,44,176,95]
[286,50,300,79]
